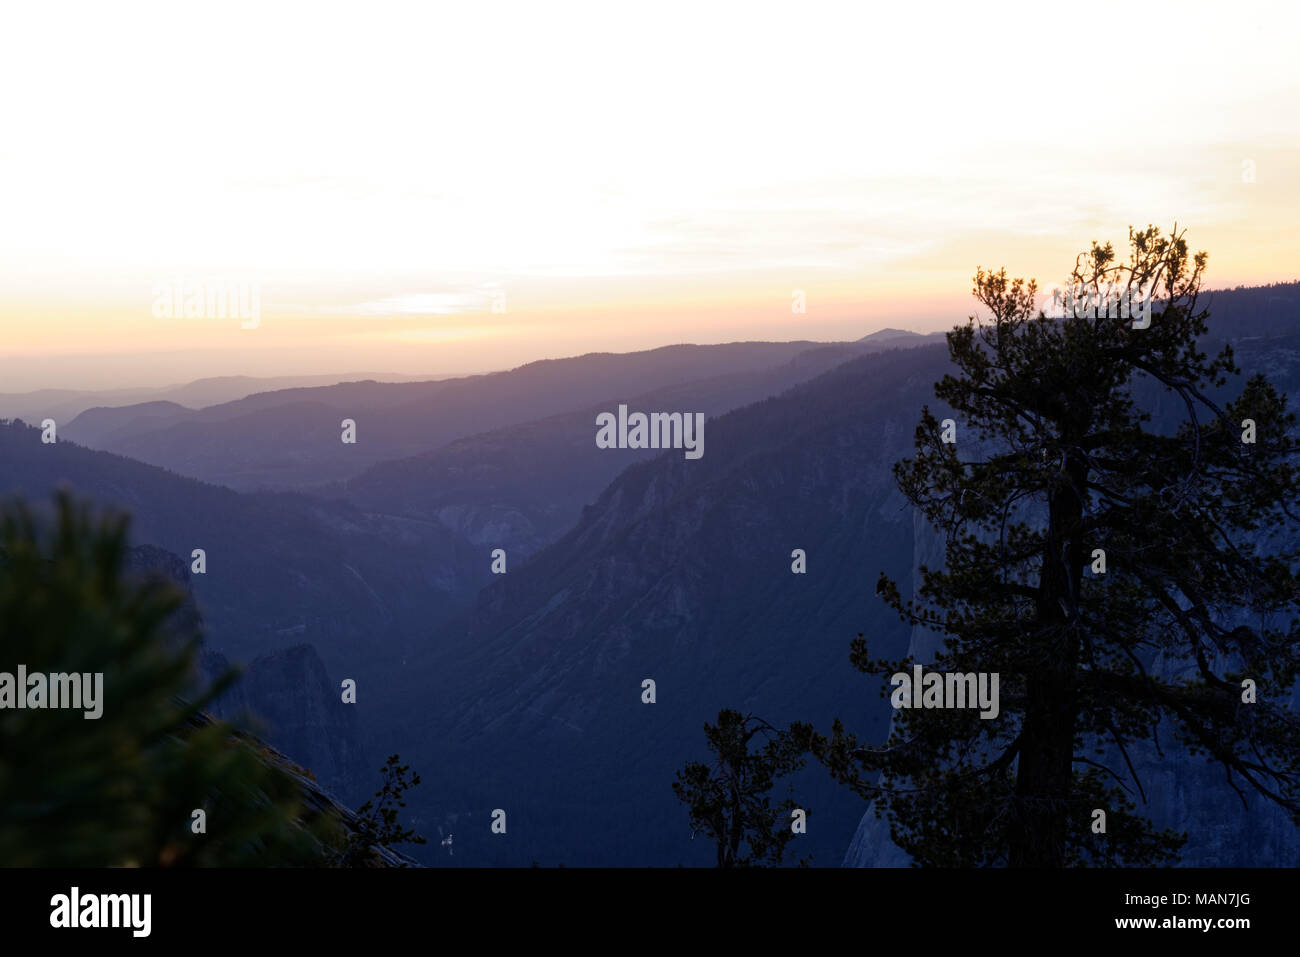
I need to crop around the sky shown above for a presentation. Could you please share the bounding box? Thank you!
[1,0,1298,390]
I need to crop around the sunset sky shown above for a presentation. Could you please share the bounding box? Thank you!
[1,0,1297,390]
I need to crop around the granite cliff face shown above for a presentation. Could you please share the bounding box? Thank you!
[122,545,362,799]
[123,544,204,638]
[229,644,362,797]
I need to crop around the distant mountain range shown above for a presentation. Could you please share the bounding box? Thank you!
[58,343,851,488]
[2,283,1297,865]
[0,372,442,425]
[857,327,944,344]
[330,340,918,558]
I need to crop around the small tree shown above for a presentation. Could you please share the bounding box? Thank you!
[673,709,809,867]
[337,754,427,866]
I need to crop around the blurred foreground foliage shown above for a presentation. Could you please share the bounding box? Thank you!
[0,492,350,866]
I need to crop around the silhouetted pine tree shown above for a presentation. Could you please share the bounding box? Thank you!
[674,709,808,866]
[801,226,1300,867]
[337,754,426,866]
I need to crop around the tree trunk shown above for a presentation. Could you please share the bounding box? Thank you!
[1009,452,1085,867]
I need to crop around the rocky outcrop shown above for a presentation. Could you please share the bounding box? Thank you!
[184,709,418,867]
[229,644,361,797]
[122,545,362,798]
